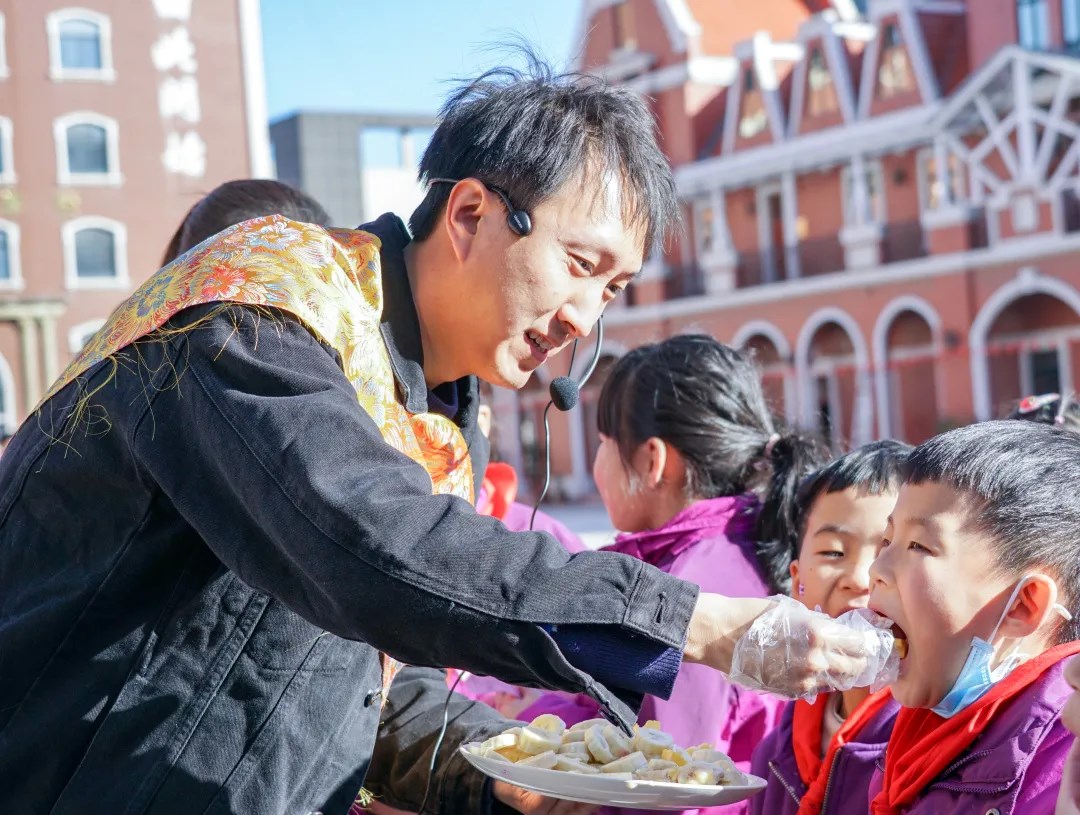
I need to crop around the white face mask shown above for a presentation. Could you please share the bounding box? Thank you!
[931,575,1073,719]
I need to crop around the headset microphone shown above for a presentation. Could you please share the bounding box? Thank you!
[530,316,604,531]
[548,316,604,412]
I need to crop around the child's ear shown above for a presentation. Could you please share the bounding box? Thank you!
[997,575,1058,640]
[789,560,801,600]
[642,437,684,491]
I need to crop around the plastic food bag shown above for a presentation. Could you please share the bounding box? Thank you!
[728,595,900,702]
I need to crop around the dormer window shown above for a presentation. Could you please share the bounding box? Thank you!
[807,46,838,115]
[739,69,768,139]
[877,23,914,98]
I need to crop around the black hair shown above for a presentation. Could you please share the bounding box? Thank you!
[1005,392,1080,433]
[904,420,1080,645]
[409,48,679,255]
[597,334,828,593]
[795,440,913,548]
[162,179,331,265]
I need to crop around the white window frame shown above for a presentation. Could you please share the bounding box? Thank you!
[0,218,22,291]
[62,216,129,290]
[1017,332,1073,396]
[0,351,15,438]
[916,147,968,213]
[46,8,116,82]
[840,159,887,225]
[0,14,10,79]
[54,112,122,186]
[68,318,106,354]
[0,116,15,185]
[1017,0,1051,50]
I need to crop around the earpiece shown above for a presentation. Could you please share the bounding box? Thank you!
[428,177,532,237]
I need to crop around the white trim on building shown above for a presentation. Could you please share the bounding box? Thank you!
[795,306,874,445]
[871,294,943,438]
[46,8,116,82]
[0,218,22,291]
[68,318,106,354]
[970,268,1080,420]
[0,116,15,185]
[0,350,16,437]
[53,112,122,187]
[62,216,129,290]
[237,0,273,178]
[0,14,10,80]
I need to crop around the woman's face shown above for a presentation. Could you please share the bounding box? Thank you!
[592,434,651,532]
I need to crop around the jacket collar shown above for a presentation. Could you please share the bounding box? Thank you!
[360,214,488,489]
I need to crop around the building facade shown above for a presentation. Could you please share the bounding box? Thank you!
[0,0,270,435]
[505,0,1080,500]
[269,112,436,229]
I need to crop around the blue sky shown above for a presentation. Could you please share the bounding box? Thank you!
[261,0,582,121]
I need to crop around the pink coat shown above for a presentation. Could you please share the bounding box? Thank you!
[519,495,784,815]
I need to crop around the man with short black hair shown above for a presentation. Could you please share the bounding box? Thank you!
[0,58,871,814]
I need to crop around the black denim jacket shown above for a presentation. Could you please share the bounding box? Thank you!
[0,215,698,814]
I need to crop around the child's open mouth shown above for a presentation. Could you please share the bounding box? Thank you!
[890,622,909,659]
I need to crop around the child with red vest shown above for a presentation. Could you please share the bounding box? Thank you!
[866,421,1080,814]
[750,441,909,815]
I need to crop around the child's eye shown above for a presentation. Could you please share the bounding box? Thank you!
[605,282,625,297]
[878,538,891,554]
[817,550,844,559]
[907,541,930,554]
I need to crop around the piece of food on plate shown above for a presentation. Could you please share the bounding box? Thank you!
[470,716,740,787]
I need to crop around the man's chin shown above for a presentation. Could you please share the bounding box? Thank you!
[479,361,534,390]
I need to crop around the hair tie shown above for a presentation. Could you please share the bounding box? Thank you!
[764,433,781,458]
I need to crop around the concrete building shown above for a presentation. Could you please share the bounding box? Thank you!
[0,0,270,436]
[269,112,436,228]
[505,0,1080,501]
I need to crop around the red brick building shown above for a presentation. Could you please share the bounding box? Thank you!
[504,0,1080,500]
[0,0,269,436]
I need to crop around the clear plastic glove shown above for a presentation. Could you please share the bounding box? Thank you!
[728,596,899,701]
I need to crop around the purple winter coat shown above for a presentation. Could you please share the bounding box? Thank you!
[518,495,785,815]
[866,656,1074,815]
[749,695,899,815]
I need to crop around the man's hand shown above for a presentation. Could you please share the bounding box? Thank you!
[1056,656,1080,815]
[493,781,597,815]
[685,594,882,700]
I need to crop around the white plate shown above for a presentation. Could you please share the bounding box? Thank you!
[459,745,767,810]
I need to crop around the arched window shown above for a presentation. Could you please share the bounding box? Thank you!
[62,217,128,289]
[69,319,106,354]
[0,116,14,185]
[46,9,115,81]
[54,113,121,185]
[0,352,15,441]
[0,218,22,289]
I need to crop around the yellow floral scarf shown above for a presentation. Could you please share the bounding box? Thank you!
[45,214,478,695]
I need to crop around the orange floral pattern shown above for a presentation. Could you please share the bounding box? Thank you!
[43,214,479,695]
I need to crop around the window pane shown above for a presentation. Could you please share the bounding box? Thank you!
[67,124,109,174]
[1017,0,1050,49]
[0,231,9,280]
[59,19,102,70]
[75,228,116,278]
[1065,0,1080,46]
[1032,348,1061,394]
